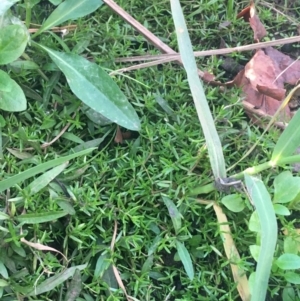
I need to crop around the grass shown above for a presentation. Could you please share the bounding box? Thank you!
[1,0,300,300]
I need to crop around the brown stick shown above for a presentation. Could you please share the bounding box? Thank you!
[103,0,205,78]
[116,35,300,63]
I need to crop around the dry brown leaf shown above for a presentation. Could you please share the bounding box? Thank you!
[212,203,251,301]
[21,237,68,262]
[232,49,291,118]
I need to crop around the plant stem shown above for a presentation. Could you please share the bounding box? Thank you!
[189,154,300,195]
[25,0,32,29]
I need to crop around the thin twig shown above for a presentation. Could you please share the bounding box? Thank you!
[103,0,205,78]
[115,35,300,63]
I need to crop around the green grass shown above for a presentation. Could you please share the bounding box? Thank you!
[1,0,300,300]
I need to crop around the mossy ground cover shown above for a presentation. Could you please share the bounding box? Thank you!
[1,0,300,300]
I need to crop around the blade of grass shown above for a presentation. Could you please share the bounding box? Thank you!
[170,0,226,179]
[244,175,277,301]
[0,148,95,193]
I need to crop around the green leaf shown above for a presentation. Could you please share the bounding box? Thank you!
[273,204,290,216]
[27,162,68,195]
[15,211,68,224]
[284,272,300,284]
[141,255,154,274]
[170,0,226,179]
[0,148,95,193]
[0,261,8,279]
[271,107,300,164]
[282,286,296,301]
[0,212,10,220]
[0,70,26,111]
[28,264,87,296]
[35,0,103,35]
[273,171,300,204]
[0,0,19,16]
[248,211,261,233]
[221,194,245,212]
[284,237,298,255]
[0,25,28,64]
[245,175,277,301]
[276,254,300,270]
[176,240,194,281]
[37,45,140,131]
[0,279,9,287]
[94,253,110,278]
[162,196,182,235]
[64,269,82,301]
[249,245,260,262]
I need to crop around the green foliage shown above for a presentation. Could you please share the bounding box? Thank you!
[1,0,300,300]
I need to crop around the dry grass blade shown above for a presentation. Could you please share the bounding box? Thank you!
[196,199,250,301]
[21,237,68,263]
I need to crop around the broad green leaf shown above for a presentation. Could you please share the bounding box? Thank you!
[35,0,103,35]
[245,175,277,301]
[0,25,28,64]
[221,194,245,212]
[0,70,26,111]
[49,0,62,5]
[37,45,140,131]
[284,272,300,284]
[276,253,300,270]
[271,106,300,164]
[282,286,296,301]
[162,196,182,235]
[28,264,87,296]
[0,0,19,16]
[284,237,298,255]
[94,253,110,278]
[170,0,226,179]
[15,211,68,224]
[273,171,300,204]
[273,204,290,216]
[176,240,194,281]
[64,269,82,301]
[27,162,68,195]
[0,148,95,193]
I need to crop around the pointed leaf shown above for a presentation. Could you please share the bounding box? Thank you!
[162,196,182,234]
[176,240,194,280]
[27,162,68,195]
[170,0,226,179]
[36,0,103,35]
[245,175,277,301]
[0,25,28,64]
[37,45,140,131]
[0,148,95,193]
[15,211,68,224]
[28,264,87,296]
[272,106,300,164]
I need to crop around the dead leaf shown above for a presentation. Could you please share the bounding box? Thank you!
[237,2,266,41]
[256,84,285,101]
[114,125,123,144]
[232,49,291,118]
